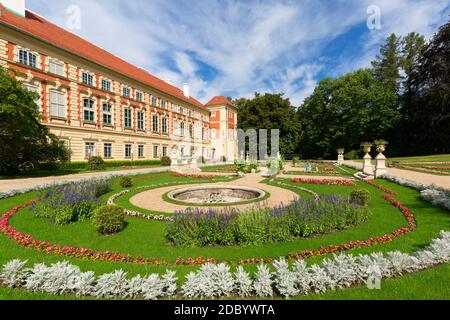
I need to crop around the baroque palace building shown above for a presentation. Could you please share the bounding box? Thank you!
[0,0,238,162]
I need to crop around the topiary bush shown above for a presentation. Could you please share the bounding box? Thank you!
[161,156,172,166]
[92,205,125,235]
[350,189,371,206]
[119,177,133,188]
[87,156,106,171]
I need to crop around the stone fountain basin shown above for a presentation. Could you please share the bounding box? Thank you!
[167,185,266,205]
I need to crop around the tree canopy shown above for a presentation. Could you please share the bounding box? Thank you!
[296,69,399,159]
[235,93,301,155]
[0,67,69,175]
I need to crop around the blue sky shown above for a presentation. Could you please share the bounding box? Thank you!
[27,0,450,105]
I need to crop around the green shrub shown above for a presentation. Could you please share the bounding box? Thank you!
[60,159,162,170]
[87,156,106,170]
[161,156,172,166]
[350,189,371,206]
[94,179,113,197]
[345,150,360,160]
[119,176,133,188]
[55,207,75,226]
[92,205,125,235]
[72,201,95,221]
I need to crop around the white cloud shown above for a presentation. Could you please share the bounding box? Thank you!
[27,0,450,105]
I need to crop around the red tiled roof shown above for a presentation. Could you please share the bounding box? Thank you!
[0,7,206,109]
[206,96,236,107]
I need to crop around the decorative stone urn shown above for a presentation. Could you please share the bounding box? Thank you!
[361,142,374,175]
[337,148,345,166]
[375,143,388,178]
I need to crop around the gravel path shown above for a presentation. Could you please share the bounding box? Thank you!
[0,167,171,193]
[344,160,450,190]
[130,173,299,212]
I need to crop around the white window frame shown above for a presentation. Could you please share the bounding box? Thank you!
[180,122,185,137]
[123,86,131,98]
[124,108,132,128]
[125,144,132,158]
[82,72,94,86]
[151,96,158,106]
[137,111,145,131]
[152,114,159,133]
[162,117,168,134]
[85,142,96,159]
[153,145,159,159]
[49,60,64,76]
[104,143,112,159]
[83,98,95,122]
[101,79,112,92]
[138,145,145,158]
[162,146,168,157]
[102,103,113,125]
[136,91,143,102]
[18,49,37,68]
[49,90,66,118]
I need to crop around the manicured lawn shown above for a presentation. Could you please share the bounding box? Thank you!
[0,164,165,180]
[0,172,449,299]
[201,164,236,173]
[389,154,450,163]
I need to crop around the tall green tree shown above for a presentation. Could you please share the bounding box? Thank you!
[0,67,69,175]
[372,33,402,91]
[406,21,450,154]
[235,93,301,155]
[297,69,400,159]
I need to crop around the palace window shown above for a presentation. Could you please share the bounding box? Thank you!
[162,117,168,134]
[125,144,132,158]
[151,96,158,106]
[152,114,159,133]
[189,124,193,138]
[138,145,145,158]
[83,98,95,122]
[160,100,166,109]
[82,72,94,86]
[101,79,111,92]
[18,49,37,68]
[179,107,184,115]
[180,122,185,137]
[49,90,66,118]
[153,145,159,158]
[136,91,143,102]
[49,60,64,76]
[102,103,113,125]
[85,142,96,158]
[123,86,131,98]
[162,146,168,157]
[124,108,132,128]
[23,83,39,106]
[104,143,112,159]
[137,111,145,130]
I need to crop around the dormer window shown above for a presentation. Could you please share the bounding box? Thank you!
[18,49,37,68]
[82,72,94,86]
[123,86,131,98]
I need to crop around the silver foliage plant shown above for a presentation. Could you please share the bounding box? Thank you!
[381,175,450,211]
[1,231,449,299]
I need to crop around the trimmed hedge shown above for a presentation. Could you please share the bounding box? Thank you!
[61,160,162,170]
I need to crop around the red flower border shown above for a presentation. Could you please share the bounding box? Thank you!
[291,177,356,186]
[362,180,398,196]
[0,181,416,266]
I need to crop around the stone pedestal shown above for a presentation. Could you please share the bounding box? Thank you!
[374,152,388,178]
[337,148,345,165]
[362,153,374,175]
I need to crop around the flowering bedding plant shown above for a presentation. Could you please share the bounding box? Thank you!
[291,178,356,186]
[1,230,448,300]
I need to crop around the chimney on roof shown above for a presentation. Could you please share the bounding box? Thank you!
[183,83,190,98]
[0,0,25,17]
